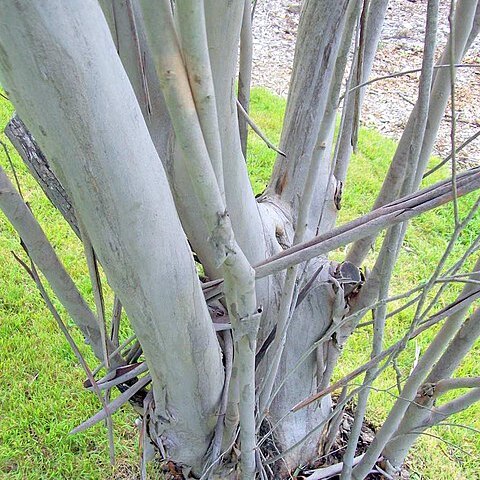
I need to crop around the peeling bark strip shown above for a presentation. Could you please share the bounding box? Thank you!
[5,114,79,237]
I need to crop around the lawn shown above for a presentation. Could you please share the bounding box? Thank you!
[1,87,479,479]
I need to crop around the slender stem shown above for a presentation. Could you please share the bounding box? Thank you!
[258,138,329,418]
[236,100,286,157]
[13,254,116,463]
[292,287,480,413]
[423,129,480,179]
[0,165,120,365]
[448,0,459,227]
[176,0,225,197]
[238,0,253,157]
[342,63,480,98]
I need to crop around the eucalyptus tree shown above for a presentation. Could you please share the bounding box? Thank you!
[1,0,480,479]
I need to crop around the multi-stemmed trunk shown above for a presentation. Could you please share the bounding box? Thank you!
[1,1,480,478]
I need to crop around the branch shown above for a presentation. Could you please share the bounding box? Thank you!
[428,387,480,425]
[98,0,172,160]
[265,0,350,211]
[436,105,478,143]
[347,0,479,266]
[13,253,117,463]
[236,99,286,157]
[291,286,480,412]
[434,377,480,397]
[255,167,480,278]
[343,63,480,98]
[0,165,121,365]
[238,0,253,157]
[141,3,261,474]
[176,0,224,195]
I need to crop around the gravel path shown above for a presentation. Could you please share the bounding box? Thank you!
[252,0,480,167]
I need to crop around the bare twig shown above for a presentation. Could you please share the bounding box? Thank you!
[238,0,253,157]
[292,287,480,413]
[110,295,122,348]
[342,63,480,99]
[236,99,286,157]
[205,330,234,477]
[0,139,23,198]
[70,374,152,435]
[424,129,480,179]
[13,252,117,461]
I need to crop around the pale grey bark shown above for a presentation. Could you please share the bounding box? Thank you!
[139,4,260,475]
[265,0,349,218]
[352,242,480,475]
[347,0,479,266]
[238,0,253,157]
[255,167,480,279]
[253,3,353,464]
[314,0,363,235]
[333,0,389,187]
[380,256,480,473]
[347,0,438,322]
[0,1,223,470]
[205,0,266,267]
[1,0,480,477]
[0,165,117,365]
[176,0,225,198]
[98,0,172,161]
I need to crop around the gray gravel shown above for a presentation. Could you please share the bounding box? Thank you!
[251,0,480,167]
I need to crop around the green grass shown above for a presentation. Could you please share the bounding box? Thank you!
[1,87,479,479]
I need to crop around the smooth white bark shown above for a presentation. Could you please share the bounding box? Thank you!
[0,1,223,469]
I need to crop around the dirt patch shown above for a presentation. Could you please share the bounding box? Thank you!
[252,0,480,168]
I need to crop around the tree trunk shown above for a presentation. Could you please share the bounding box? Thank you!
[0,1,223,470]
